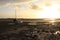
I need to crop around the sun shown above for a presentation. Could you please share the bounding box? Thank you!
[36,3,60,19]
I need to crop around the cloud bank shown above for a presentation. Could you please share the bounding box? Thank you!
[0,0,35,6]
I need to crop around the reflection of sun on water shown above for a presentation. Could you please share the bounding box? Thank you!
[43,18,56,25]
[49,19,56,25]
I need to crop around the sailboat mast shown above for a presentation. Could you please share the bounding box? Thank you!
[15,9,16,19]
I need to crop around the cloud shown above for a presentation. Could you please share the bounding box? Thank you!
[0,0,35,6]
[0,0,60,6]
[30,4,39,9]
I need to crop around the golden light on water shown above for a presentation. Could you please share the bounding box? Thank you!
[43,18,56,25]
[48,19,56,25]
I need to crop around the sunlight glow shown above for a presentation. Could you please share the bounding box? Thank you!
[36,3,60,19]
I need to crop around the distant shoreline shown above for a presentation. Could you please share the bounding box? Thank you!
[0,18,60,22]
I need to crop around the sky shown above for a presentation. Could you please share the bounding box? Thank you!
[0,0,60,18]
